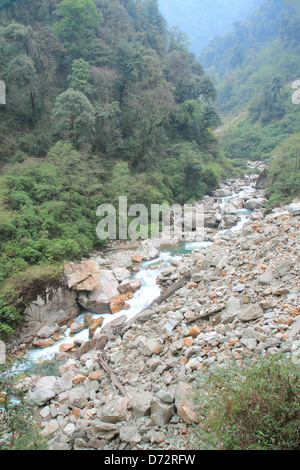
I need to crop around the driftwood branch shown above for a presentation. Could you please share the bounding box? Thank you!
[186,304,225,325]
[151,273,191,307]
[97,352,129,398]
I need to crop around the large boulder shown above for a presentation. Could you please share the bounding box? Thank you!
[65,260,101,291]
[9,282,80,349]
[204,214,219,228]
[244,198,266,210]
[77,270,119,314]
[255,168,268,189]
[135,239,160,261]
[212,188,232,198]
[288,202,300,216]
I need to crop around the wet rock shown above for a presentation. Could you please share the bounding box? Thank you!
[135,239,160,261]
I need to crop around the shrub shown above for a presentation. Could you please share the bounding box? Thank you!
[0,295,22,339]
[0,390,46,450]
[191,356,300,450]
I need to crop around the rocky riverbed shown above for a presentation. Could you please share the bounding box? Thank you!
[1,166,300,450]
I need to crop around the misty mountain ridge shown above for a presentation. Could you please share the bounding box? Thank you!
[158,0,264,54]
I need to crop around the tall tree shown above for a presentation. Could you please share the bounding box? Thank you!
[52,0,102,59]
[51,88,96,148]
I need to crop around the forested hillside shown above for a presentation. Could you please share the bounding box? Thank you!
[0,0,236,336]
[200,0,300,205]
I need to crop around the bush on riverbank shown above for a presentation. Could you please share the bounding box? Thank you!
[190,355,300,450]
[0,391,46,450]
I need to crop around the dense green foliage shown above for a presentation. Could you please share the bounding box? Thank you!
[0,377,46,449]
[191,356,300,450]
[0,0,235,336]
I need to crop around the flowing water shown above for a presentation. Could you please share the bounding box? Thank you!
[5,184,257,377]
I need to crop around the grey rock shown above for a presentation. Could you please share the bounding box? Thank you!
[119,425,141,444]
[258,271,274,285]
[27,388,56,406]
[288,203,300,216]
[54,370,74,394]
[156,390,175,404]
[276,260,292,277]
[35,376,57,391]
[0,340,5,364]
[36,324,59,339]
[288,317,300,339]
[150,398,174,426]
[221,296,241,324]
[91,421,119,440]
[136,239,160,261]
[262,338,281,349]
[130,391,153,418]
[113,267,131,282]
[99,397,129,424]
[239,305,264,322]
[213,189,232,197]
[77,270,119,314]
[244,327,267,343]
[244,198,266,210]
[240,336,257,350]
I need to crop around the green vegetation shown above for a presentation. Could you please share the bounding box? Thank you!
[266,133,300,204]
[200,0,300,204]
[0,0,237,337]
[0,371,46,449]
[191,356,300,450]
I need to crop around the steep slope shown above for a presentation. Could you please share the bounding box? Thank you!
[200,0,300,203]
[0,0,236,339]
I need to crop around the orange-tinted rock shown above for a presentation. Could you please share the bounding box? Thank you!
[132,254,144,263]
[73,375,86,385]
[88,370,105,381]
[59,342,75,353]
[110,292,134,314]
[189,326,201,338]
[32,338,55,348]
[88,316,104,339]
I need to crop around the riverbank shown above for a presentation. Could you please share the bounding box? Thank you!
[2,167,300,450]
